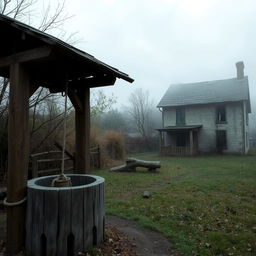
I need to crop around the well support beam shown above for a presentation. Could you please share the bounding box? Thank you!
[0,46,52,68]
[74,87,90,173]
[7,63,30,254]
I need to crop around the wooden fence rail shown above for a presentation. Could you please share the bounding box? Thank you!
[30,144,101,178]
[161,146,195,156]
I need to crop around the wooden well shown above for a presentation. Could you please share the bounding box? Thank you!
[0,14,133,255]
[26,174,105,256]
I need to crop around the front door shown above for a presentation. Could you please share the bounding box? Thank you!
[176,131,187,147]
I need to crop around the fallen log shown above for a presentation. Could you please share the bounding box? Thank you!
[110,158,161,172]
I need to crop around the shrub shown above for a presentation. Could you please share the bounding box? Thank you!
[100,130,125,166]
[125,135,159,153]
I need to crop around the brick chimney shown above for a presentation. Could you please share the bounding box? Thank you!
[236,61,244,79]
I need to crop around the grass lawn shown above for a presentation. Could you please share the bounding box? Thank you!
[91,153,256,256]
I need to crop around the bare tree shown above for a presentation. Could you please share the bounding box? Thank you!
[0,0,72,33]
[91,89,117,118]
[0,0,75,174]
[128,88,154,139]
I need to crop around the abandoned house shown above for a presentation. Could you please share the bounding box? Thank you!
[156,62,251,155]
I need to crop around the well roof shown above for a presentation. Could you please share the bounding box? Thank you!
[0,14,133,91]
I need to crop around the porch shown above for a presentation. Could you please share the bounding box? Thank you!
[156,125,202,156]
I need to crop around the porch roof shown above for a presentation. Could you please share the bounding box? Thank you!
[156,125,202,132]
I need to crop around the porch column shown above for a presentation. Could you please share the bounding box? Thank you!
[159,131,163,154]
[7,63,30,254]
[189,130,193,155]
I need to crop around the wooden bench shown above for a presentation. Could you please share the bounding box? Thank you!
[110,158,161,172]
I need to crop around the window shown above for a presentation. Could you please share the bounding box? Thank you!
[216,130,227,151]
[216,105,226,123]
[176,108,185,125]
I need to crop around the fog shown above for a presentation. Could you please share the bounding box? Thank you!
[63,0,255,113]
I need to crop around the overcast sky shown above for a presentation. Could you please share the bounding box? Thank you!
[63,0,256,109]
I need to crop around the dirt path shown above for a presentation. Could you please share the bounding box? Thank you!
[0,212,178,256]
[106,215,178,256]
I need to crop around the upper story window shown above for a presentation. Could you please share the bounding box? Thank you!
[176,107,185,125]
[216,105,226,123]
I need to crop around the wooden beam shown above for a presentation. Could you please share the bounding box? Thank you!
[75,87,90,173]
[68,88,83,113]
[7,63,30,254]
[69,74,116,88]
[0,46,52,68]
[29,84,39,97]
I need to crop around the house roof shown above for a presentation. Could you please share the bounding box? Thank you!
[0,14,134,91]
[157,77,251,112]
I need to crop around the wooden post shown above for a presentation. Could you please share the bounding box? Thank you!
[74,87,90,173]
[7,63,30,254]
[159,131,163,154]
[189,130,193,156]
[97,145,101,169]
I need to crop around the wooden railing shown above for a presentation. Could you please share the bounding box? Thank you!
[90,145,101,169]
[161,146,195,156]
[30,144,101,178]
[30,150,74,178]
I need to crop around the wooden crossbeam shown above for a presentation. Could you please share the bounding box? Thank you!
[0,46,52,68]
[69,74,116,88]
[68,88,83,113]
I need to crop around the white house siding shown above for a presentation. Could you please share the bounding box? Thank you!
[163,102,246,154]
[186,105,216,152]
[223,102,244,154]
[163,108,176,126]
[243,101,250,153]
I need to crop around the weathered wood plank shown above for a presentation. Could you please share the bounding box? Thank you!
[7,63,30,254]
[97,183,105,244]
[93,185,100,245]
[26,175,105,255]
[69,74,116,88]
[37,157,70,163]
[57,190,71,256]
[75,87,90,173]
[30,150,62,158]
[25,188,33,253]
[0,46,52,68]
[44,189,58,256]
[54,141,75,160]
[31,189,44,254]
[71,188,84,254]
[83,186,94,249]
[68,88,83,113]
[110,158,161,172]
